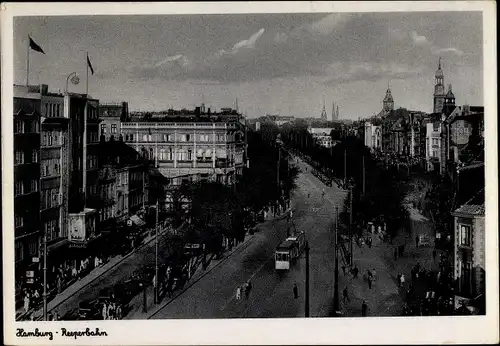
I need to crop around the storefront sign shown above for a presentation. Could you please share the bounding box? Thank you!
[26,270,35,284]
[32,257,40,263]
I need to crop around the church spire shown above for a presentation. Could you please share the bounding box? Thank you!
[321,98,327,121]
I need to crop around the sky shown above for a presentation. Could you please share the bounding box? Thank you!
[14,12,483,119]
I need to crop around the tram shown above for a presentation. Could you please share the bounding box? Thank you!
[286,231,306,254]
[275,240,298,270]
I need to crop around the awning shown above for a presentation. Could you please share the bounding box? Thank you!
[130,215,146,227]
[47,239,69,253]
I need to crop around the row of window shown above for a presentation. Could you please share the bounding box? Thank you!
[87,131,99,143]
[15,240,38,263]
[15,215,23,228]
[15,119,39,134]
[117,194,129,215]
[42,131,63,147]
[14,180,38,196]
[41,188,61,210]
[87,154,98,169]
[100,183,115,200]
[99,206,114,222]
[100,124,118,134]
[124,133,228,143]
[41,158,61,177]
[43,219,59,243]
[130,192,144,209]
[139,147,230,161]
[44,103,63,118]
[459,224,472,247]
[117,172,128,186]
[15,149,39,165]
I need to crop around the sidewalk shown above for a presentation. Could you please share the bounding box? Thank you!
[337,206,447,317]
[17,224,173,321]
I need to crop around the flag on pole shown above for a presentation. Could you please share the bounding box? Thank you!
[29,36,45,54]
[87,55,94,75]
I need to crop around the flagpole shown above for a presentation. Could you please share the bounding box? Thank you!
[86,52,89,96]
[26,36,30,86]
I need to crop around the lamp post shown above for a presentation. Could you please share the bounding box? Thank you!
[65,72,79,93]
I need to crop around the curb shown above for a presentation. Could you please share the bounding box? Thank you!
[23,226,172,320]
[147,234,257,319]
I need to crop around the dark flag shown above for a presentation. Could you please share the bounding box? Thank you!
[29,36,45,54]
[87,55,94,75]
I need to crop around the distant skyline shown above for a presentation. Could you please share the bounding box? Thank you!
[14,12,483,119]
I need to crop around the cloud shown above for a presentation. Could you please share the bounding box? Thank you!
[322,61,423,84]
[232,28,265,53]
[433,47,465,56]
[155,54,189,67]
[410,30,428,45]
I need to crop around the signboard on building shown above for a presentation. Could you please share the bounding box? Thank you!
[26,270,35,284]
[68,213,86,242]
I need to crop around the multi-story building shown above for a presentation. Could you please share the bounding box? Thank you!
[265,114,295,127]
[451,190,485,313]
[121,108,245,211]
[425,120,442,172]
[308,127,336,148]
[99,102,129,141]
[363,122,382,151]
[440,105,484,178]
[13,86,42,304]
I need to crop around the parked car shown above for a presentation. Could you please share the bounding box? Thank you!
[78,299,102,320]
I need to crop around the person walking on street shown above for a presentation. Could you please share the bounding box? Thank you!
[353,266,359,279]
[236,286,242,301]
[400,274,405,288]
[293,283,298,299]
[101,302,108,320]
[245,281,252,300]
[23,293,30,314]
[362,301,368,316]
[342,287,350,303]
[368,276,373,289]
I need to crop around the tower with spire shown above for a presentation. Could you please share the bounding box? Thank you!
[382,81,394,116]
[433,57,446,113]
[321,98,327,121]
[442,83,456,116]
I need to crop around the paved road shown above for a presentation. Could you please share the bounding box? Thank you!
[150,157,348,319]
[56,226,176,320]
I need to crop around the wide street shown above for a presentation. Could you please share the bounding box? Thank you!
[149,157,348,319]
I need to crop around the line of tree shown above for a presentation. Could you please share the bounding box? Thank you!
[281,123,410,238]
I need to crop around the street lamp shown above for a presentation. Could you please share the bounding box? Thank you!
[65,72,80,93]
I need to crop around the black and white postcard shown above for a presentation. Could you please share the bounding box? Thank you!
[1,1,498,345]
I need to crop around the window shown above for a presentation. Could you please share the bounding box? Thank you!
[101,124,107,134]
[432,138,439,146]
[15,120,24,134]
[143,134,148,142]
[15,241,24,262]
[56,104,60,117]
[130,134,134,141]
[29,241,38,256]
[15,181,24,196]
[15,150,24,165]
[111,124,117,134]
[186,134,191,142]
[460,224,472,246]
[148,134,152,142]
[15,215,23,228]
[30,180,38,193]
[32,149,38,163]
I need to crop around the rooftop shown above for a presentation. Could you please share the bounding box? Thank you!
[453,204,485,216]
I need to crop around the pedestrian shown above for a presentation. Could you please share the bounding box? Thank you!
[342,287,349,303]
[116,304,122,320]
[353,266,359,279]
[293,283,298,299]
[101,302,107,320]
[236,286,241,301]
[433,249,437,262]
[107,302,114,320]
[245,281,252,299]
[362,301,368,317]
[53,311,59,321]
[416,235,419,248]
[400,274,405,288]
[23,292,30,314]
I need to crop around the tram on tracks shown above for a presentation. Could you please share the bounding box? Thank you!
[275,231,306,271]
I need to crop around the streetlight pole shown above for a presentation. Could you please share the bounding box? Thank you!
[333,206,340,316]
[42,230,47,321]
[349,187,353,266]
[344,149,347,188]
[305,241,310,317]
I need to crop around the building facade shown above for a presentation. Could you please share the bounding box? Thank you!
[120,111,245,210]
[13,87,42,302]
[425,121,442,172]
[452,199,485,311]
[99,102,129,141]
[363,122,382,151]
